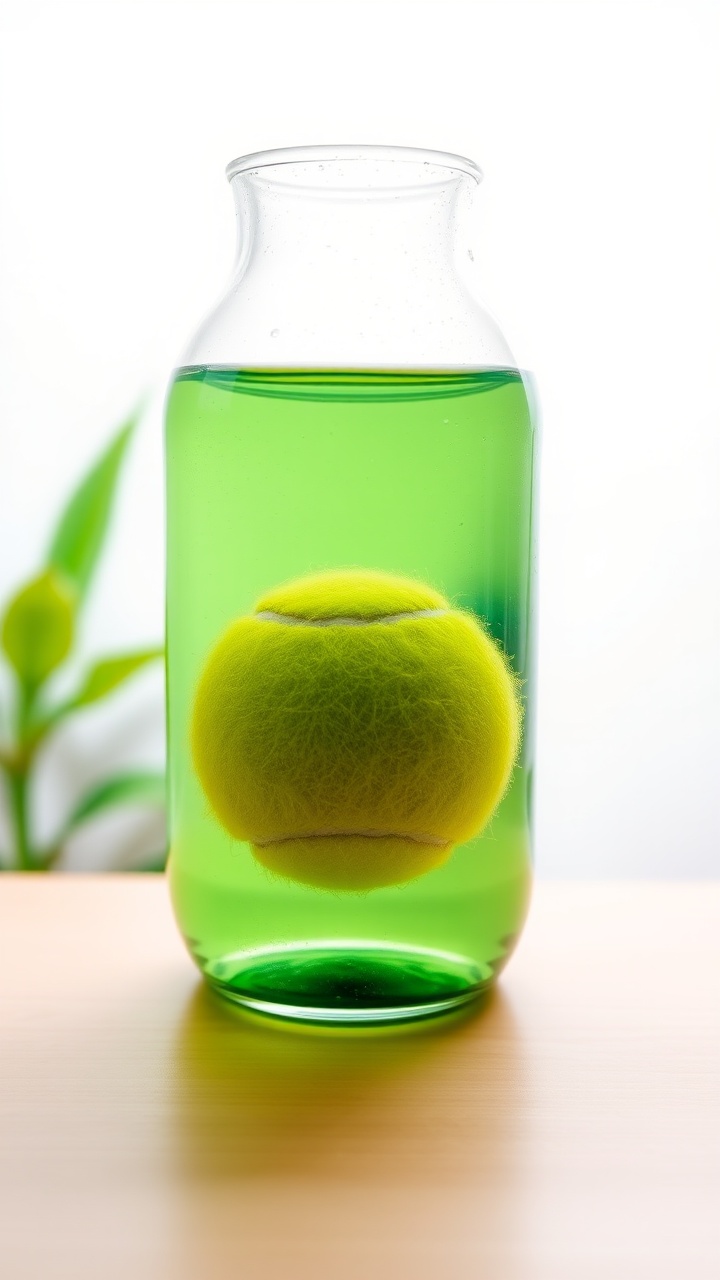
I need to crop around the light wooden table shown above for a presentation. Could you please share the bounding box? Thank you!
[1,877,718,1279]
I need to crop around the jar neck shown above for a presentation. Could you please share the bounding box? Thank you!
[231,172,472,288]
[182,150,516,370]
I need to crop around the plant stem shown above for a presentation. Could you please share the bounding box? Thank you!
[17,681,35,744]
[6,681,38,871]
[6,768,33,871]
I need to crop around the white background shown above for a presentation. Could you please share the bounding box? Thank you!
[0,0,718,874]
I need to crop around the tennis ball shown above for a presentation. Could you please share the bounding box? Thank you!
[191,569,521,892]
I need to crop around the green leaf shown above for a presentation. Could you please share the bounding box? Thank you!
[70,647,164,709]
[47,406,141,599]
[64,770,166,834]
[1,569,76,687]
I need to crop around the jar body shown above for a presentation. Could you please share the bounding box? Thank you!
[165,150,537,1023]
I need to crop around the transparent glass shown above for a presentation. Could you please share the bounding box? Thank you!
[165,145,538,1024]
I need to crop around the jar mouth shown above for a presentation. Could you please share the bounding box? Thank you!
[225,145,482,191]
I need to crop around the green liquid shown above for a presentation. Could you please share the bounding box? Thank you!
[165,368,537,1023]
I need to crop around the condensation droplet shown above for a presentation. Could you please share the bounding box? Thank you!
[270,328,280,338]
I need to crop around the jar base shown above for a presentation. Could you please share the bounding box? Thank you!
[203,941,492,1025]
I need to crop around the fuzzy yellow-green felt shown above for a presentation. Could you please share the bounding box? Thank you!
[191,569,521,892]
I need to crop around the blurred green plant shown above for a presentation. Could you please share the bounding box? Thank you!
[0,409,166,871]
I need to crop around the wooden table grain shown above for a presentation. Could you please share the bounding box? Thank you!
[0,877,718,1279]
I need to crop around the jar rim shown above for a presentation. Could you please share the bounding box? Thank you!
[225,145,482,188]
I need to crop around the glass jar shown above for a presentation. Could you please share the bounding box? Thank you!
[165,145,537,1024]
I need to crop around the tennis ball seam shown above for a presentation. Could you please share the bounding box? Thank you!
[254,608,449,627]
[253,830,451,847]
